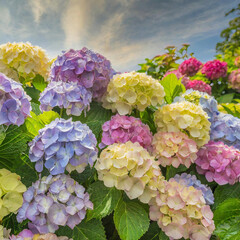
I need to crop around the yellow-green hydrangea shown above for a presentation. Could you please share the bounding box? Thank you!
[102,71,165,115]
[154,101,211,147]
[95,141,165,203]
[0,42,50,84]
[0,168,26,220]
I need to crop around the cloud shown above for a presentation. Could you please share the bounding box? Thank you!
[0,7,11,34]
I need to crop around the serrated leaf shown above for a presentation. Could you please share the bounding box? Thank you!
[87,181,122,220]
[32,74,48,92]
[217,93,235,103]
[114,198,150,240]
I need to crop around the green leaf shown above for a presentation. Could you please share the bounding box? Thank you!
[158,231,169,240]
[31,102,41,115]
[24,86,41,104]
[166,165,188,180]
[217,93,235,103]
[114,198,150,240]
[140,222,161,240]
[160,73,185,104]
[25,111,59,137]
[87,181,122,220]
[213,183,240,209]
[32,74,48,92]
[0,125,6,145]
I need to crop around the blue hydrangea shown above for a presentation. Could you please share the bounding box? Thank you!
[0,72,31,126]
[173,173,214,205]
[211,112,240,150]
[39,81,92,116]
[17,174,93,234]
[29,118,98,175]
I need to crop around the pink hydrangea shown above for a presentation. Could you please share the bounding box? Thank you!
[100,114,153,151]
[185,80,212,95]
[152,132,198,168]
[196,141,240,185]
[149,179,215,240]
[164,70,190,86]
[201,60,227,80]
[179,58,202,77]
[228,69,240,92]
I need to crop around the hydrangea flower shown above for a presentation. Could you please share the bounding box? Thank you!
[0,225,11,240]
[29,118,98,175]
[17,174,93,234]
[50,47,115,101]
[173,173,214,205]
[102,71,165,115]
[95,141,165,203]
[228,69,240,92]
[152,132,198,168]
[149,179,215,240]
[154,101,211,147]
[179,58,202,77]
[201,60,227,80]
[0,169,27,220]
[100,114,153,151]
[39,81,92,116]
[196,141,240,185]
[185,80,212,95]
[163,70,190,86]
[210,112,240,149]
[0,42,50,83]
[235,56,240,67]
[0,73,32,126]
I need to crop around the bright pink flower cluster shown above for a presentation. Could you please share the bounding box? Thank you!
[163,70,190,86]
[228,69,240,92]
[196,141,240,185]
[100,114,153,151]
[185,80,212,95]
[201,60,227,80]
[179,58,202,77]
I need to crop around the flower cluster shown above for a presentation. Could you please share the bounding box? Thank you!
[39,81,92,116]
[100,114,153,151]
[196,141,240,185]
[0,169,26,220]
[95,141,165,203]
[102,72,165,115]
[50,47,114,101]
[179,58,202,77]
[173,173,214,205]
[29,118,98,175]
[0,225,10,240]
[228,69,240,92]
[17,174,93,234]
[152,132,198,168]
[0,42,50,83]
[163,70,190,86]
[0,73,31,126]
[185,80,212,95]
[201,60,227,80]
[210,112,240,149]
[149,179,215,240]
[154,101,211,147]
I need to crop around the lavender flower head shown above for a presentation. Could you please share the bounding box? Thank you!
[39,81,92,116]
[29,118,98,175]
[0,73,31,126]
[50,47,115,101]
[16,174,93,234]
[173,173,214,205]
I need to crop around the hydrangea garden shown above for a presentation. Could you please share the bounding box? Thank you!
[0,40,240,240]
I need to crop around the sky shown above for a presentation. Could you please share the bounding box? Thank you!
[0,0,238,72]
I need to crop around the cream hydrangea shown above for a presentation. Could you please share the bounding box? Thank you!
[95,141,165,203]
[0,225,10,240]
[102,72,165,115]
[0,42,50,83]
[154,101,211,147]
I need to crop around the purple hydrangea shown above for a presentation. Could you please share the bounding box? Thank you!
[210,112,240,150]
[39,81,92,116]
[50,47,115,101]
[173,173,214,205]
[16,174,93,234]
[29,118,98,175]
[0,73,31,126]
[179,58,202,77]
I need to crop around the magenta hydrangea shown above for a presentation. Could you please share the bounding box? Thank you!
[196,141,240,185]
[100,114,153,151]
[201,60,227,80]
[185,80,212,95]
[179,58,202,77]
[50,47,115,101]
[163,70,190,86]
[16,174,93,234]
[228,69,240,92]
[0,72,31,126]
